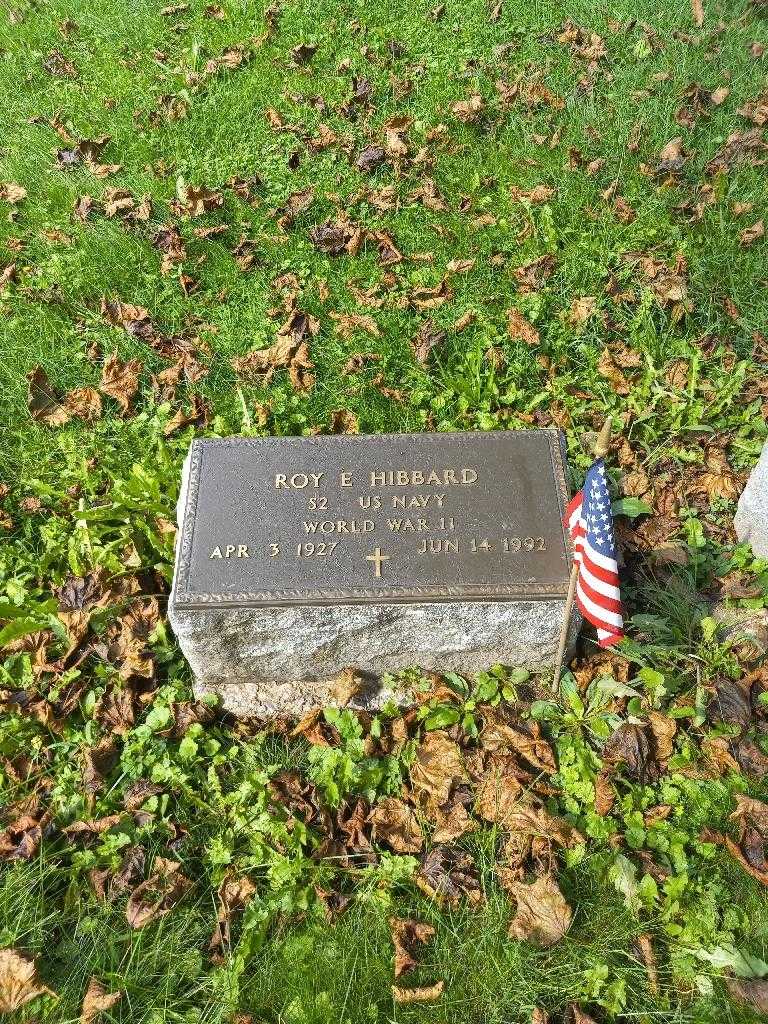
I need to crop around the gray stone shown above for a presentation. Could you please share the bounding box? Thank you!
[735,439,768,558]
[168,433,580,717]
[169,597,580,717]
[711,601,768,658]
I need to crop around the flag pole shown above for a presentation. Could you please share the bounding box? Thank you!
[551,416,613,693]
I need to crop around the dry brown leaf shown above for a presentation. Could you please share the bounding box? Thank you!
[737,91,768,126]
[597,349,630,395]
[0,183,26,204]
[691,0,704,27]
[210,873,256,956]
[409,178,447,212]
[706,129,766,177]
[325,408,357,434]
[507,308,540,345]
[309,219,357,255]
[329,312,380,338]
[657,137,688,177]
[275,186,315,229]
[496,76,564,111]
[453,310,476,332]
[204,42,251,77]
[329,667,364,703]
[474,765,523,825]
[567,296,597,327]
[412,321,446,366]
[664,358,689,390]
[163,395,210,436]
[314,886,352,922]
[451,94,485,123]
[0,808,52,861]
[384,125,410,160]
[100,353,142,415]
[510,184,556,204]
[594,772,616,815]
[342,352,381,374]
[291,41,317,65]
[410,730,466,811]
[0,264,16,292]
[27,366,71,427]
[417,844,482,907]
[232,310,317,393]
[44,48,77,76]
[64,816,123,844]
[691,446,740,502]
[107,597,160,682]
[80,977,121,1023]
[102,188,143,220]
[94,686,135,735]
[125,857,191,929]
[356,146,387,173]
[565,1008,599,1024]
[603,723,653,782]
[648,711,676,762]
[612,196,636,223]
[480,712,556,771]
[177,183,223,218]
[308,124,340,151]
[507,874,572,947]
[82,738,119,796]
[371,230,403,267]
[732,736,768,776]
[740,220,765,246]
[446,258,475,274]
[556,20,606,62]
[368,797,423,853]
[153,225,187,274]
[432,797,476,843]
[392,980,444,1003]
[704,827,768,886]
[498,802,584,848]
[389,916,435,977]
[636,934,659,996]
[64,387,103,422]
[0,949,56,1013]
[100,297,153,339]
[88,161,122,179]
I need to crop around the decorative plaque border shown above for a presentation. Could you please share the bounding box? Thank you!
[172,429,573,609]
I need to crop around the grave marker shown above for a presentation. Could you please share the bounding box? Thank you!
[169,430,578,716]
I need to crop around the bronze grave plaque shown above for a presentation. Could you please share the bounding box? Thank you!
[172,430,572,609]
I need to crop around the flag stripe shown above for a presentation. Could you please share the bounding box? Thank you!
[575,582,624,629]
[580,536,620,573]
[597,630,624,647]
[565,493,583,522]
[577,560,622,603]
[579,547,622,592]
[576,574,623,618]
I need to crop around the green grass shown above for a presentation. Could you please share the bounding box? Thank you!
[3,0,767,475]
[4,835,768,1023]
[2,0,768,1020]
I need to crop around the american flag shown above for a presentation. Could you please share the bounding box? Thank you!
[563,458,624,648]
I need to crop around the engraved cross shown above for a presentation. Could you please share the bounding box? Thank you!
[365,547,390,578]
